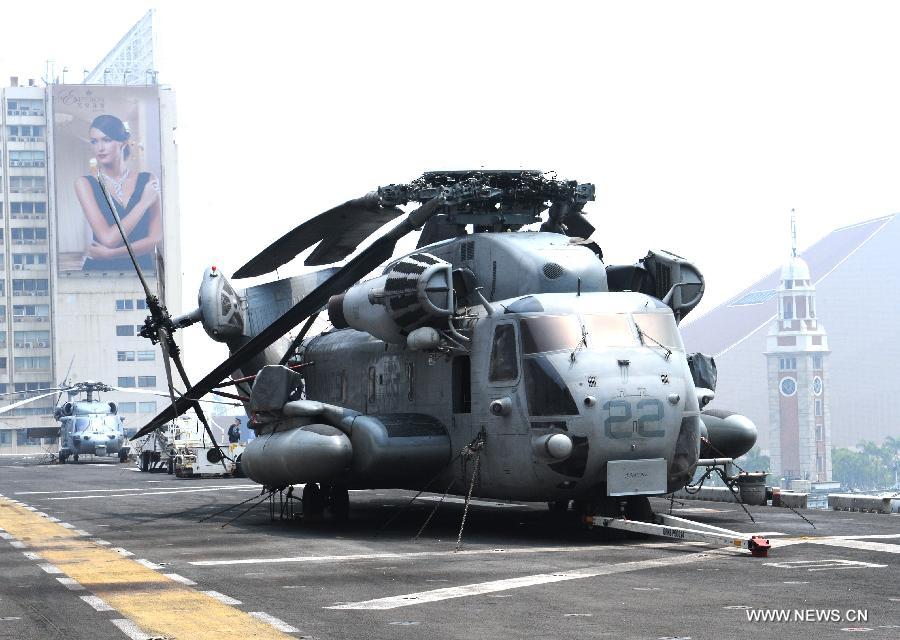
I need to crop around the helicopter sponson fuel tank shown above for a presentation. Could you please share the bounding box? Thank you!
[239,366,451,488]
[327,253,454,344]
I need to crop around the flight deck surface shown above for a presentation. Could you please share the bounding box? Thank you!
[0,456,897,640]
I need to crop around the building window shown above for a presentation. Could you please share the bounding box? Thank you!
[6,99,44,116]
[6,125,45,140]
[8,150,46,168]
[8,177,46,194]
[137,350,155,361]
[12,278,49,296]
[782,297,793,320]
[815,398,823,417]
[14,356,50,370]
[117,351,135,362]
[10,202,47,218]
[12,304,49,321]
[116,299,134,311]
[813,355,823,369]
[136,299,147,310]
[778,357,797,370]
[118,402,136,414]
[11,227,48,243]
[117,377,135,388]
[14,330,49,348]
[116,325,135,337]
[0,357,6,370]
[138,401,156,413]
[12,253,48,269]
[137,376,156,388]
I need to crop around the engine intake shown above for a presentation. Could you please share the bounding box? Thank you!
[329,253,454,344]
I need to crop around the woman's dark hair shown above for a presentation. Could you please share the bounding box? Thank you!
[90,114,130,160]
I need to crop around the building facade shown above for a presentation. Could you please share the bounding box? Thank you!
[0,62,181,454]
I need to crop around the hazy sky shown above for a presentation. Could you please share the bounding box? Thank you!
[3,1,900,381]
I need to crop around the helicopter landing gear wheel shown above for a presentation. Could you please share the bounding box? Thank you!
[327,483,350,522]
[623,496,653,523]
[72,454,79,463]
[59,453,67,464]
[118,450,128,463]
[302,482,325,519]
[140,451,151,472]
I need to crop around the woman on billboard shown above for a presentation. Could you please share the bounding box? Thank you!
[73,114,161,271]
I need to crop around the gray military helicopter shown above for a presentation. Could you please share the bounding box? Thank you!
[0,381,170,463]
[118,170,757,523]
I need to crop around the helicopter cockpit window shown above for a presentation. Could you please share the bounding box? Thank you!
[523,356,579,416]
[633,312,685,352]
[103,416,120,429]
[73,417,90,432]
[583,314,638,347]
[488,324,519,382]
[520,316,583,355]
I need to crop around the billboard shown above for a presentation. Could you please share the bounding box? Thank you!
[52,85,162,274]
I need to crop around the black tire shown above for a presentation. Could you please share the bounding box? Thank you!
[118,450,128,463]
[302,483,324,518]
[140,451,150,472]
[59,453,67,464]
[328,484,350,522]
[72,454,79,462]
[167,458,174,475]
[624,496,654,523]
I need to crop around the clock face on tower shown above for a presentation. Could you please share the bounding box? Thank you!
[780,376,797,397]
[813,376,823,395]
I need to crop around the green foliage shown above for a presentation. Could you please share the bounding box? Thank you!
[832,437,900,490]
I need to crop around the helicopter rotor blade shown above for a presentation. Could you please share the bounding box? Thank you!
[0,391,63,416]
[55,355,76,408]
[132,194,446,439]
[233,193,405,279]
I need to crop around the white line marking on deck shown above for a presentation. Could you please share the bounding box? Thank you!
[46,486,261,500]
[80,595,114,612]
[56,577,85,591]
[112,547,134,557]
[59,522,76,529]
[92,539,111,545]
[164,573,197,586]
[22,551,41,561]
[9,541,26,549]
[414,496,525,508]
[38,563,63,574]
[136,559,164,570]
[190,545,609,566]
[73,529,90,537]
[248,612,299,633]
[202,590,242,605]
[0,532,13,540]
[326,551,715,610]
[805,538,900,554]
[110,618,153,640]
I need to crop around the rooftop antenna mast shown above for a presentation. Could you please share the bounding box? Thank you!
[790,208,798,258]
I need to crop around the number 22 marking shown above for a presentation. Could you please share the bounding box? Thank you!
[603,398,665,439]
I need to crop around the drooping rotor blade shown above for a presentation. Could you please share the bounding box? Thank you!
[55,355,76,408]
[133,195,446,439]
[233,193,405,278]
[92,172,226,460]
[0,391,62,416]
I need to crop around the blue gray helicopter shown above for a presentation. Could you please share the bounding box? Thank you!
[0,381,169,463]
[118,170,757,521]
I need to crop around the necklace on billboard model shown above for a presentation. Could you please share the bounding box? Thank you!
[100,166,130,201]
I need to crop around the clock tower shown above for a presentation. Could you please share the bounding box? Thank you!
[765,217,832,482]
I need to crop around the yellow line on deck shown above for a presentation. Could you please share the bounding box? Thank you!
[0,497,296,639]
